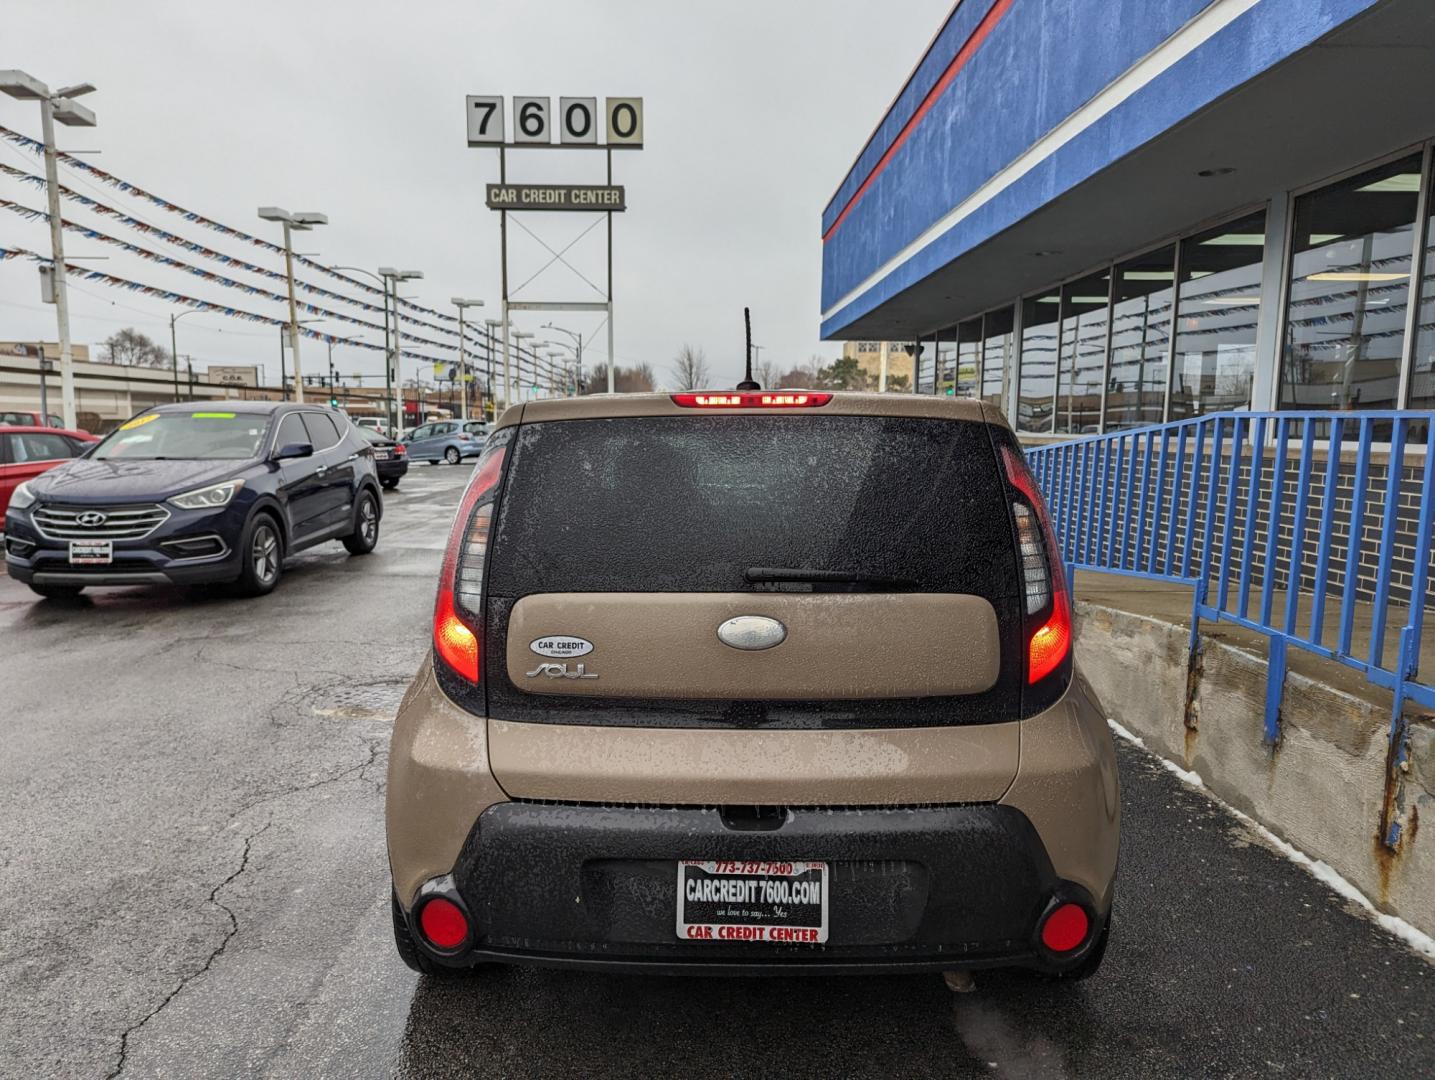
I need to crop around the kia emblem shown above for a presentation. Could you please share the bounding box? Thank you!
[716,616,788,651]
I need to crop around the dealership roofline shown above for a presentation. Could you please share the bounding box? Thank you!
[821,0,963,218]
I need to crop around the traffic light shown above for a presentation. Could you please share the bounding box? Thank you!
[329,396,338,407]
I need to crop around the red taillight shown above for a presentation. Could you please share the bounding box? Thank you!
[1039,902,1090,953]
[670,392,833,408]
[1028,589,1072,683]
[1000,446,1071,683]
[434,588,478,681]
[393,442,406,455]
[433,444,507,683]
[418,897,469,950]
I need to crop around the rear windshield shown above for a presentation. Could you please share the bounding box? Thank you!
[488,415,1017,598]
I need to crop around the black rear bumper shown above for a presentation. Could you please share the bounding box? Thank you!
[376,458,409,482]
[408,801,1103,975]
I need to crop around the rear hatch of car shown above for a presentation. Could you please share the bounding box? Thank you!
[433,395,1047,804]
[485,408,1023,723]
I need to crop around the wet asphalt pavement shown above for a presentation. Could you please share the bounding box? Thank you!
[1,464,1432,1080]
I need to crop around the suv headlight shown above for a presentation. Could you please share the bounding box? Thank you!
[9,481,36,512]
[170,479,244,510]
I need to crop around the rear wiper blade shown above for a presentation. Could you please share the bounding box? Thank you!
[744,567,917,589]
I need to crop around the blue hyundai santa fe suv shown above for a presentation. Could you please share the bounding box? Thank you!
[3,401,383,599]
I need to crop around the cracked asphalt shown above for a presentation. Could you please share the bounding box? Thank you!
[2,465,1433,1079]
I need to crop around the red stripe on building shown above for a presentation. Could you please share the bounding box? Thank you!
[822,0,1015,244]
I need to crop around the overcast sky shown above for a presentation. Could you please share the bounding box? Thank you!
[1,0,949,391]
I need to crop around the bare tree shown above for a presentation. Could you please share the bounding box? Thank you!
[103,327,170,368]
[754,357,781,388]
[580,363,608,395]
[579,363,657,394]
[778,356,825,389]
[670,344,710,391]
[624,362,656,392]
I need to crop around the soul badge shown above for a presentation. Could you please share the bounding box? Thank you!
[526,662,598,680]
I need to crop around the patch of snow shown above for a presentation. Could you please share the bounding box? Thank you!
[1105,718,1435,961]
[1109,718,1202,786]
[1105,718,1145,748]
[1159,757,1204,789]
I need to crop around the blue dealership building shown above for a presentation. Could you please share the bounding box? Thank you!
[821,0,1435,435]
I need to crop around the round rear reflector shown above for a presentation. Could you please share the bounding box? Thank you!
[1040,902,1090,953]
[418,897,469,950]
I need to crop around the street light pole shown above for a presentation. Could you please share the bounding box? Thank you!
[457,308,467,420]
[546,352,568,396]
[169,308,204,404]
[512,330,535,408]
[35,344,51,421]
[171,313,182,404]
[543,323,585,396]
[483,319,502,421]
[383,276,396,431]
[1,72,98,430]
[451,298,485,422]
[280,219,302,400]
[378,267,423,439]
[38,98,77,428]
[540,340,579,395]
[259,207,327,403]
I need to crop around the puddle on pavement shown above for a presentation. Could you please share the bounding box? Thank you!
[309,680,410,723]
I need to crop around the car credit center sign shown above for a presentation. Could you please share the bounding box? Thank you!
[485,184,625,211]
[207,365,259,387]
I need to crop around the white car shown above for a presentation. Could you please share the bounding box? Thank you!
[352,417,392,438]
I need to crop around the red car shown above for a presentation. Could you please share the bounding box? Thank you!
[0,425,99,519]
[0,410,66,428]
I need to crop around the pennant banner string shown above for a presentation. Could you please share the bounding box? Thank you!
[0,197,471,353]
[0,245,563,384]
[0,124,469,327]
[0,161,491,351]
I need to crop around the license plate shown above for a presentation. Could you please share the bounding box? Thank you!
[69,539,112,565]
[373,449,390,460]
[676,860,828,944]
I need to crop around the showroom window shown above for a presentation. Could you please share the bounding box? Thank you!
[981,307,1015,410]
[1105,244,1176,430]
[1054,272,1110,434]
[915,334,936,394]
[935,328,958,396]
[1409,152,1435,416]
[956,318,982,398]
[1018,291,1060,433]
[1169,209,1266,419]
[1280,153,1423,411]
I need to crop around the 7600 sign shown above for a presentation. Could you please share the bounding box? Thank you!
[466,96,643,149]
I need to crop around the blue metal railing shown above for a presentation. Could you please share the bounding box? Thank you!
[1026,411,1434,849]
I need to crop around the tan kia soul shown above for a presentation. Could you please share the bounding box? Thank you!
[386,391,1119,979]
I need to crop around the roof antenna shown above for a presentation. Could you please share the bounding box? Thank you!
[736,306,760,390]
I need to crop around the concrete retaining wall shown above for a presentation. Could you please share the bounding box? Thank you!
[1075,601,1435,939]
